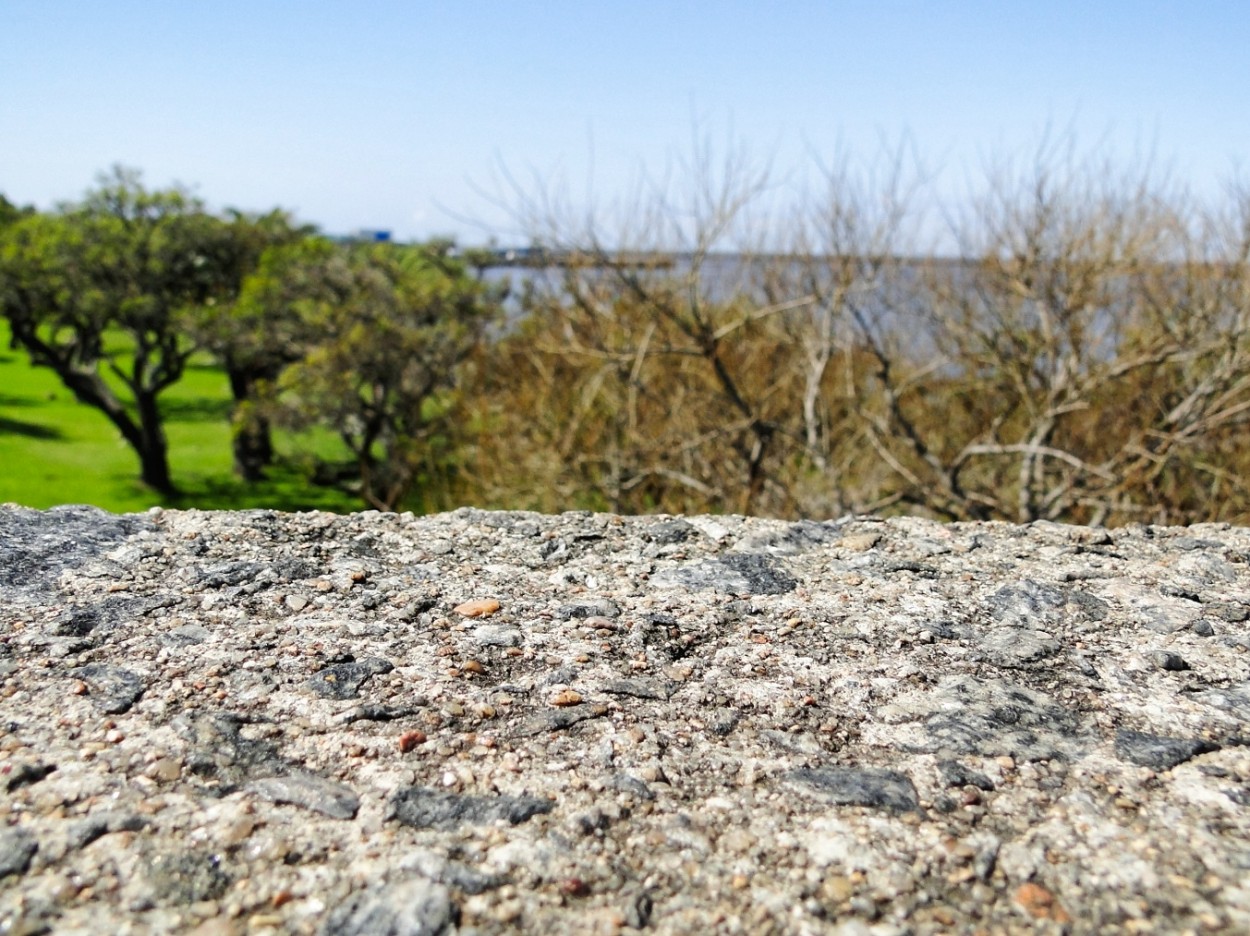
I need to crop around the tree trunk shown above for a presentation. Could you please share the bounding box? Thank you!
[135,390,177,496]
[227,364,276,482]
[5,324,180,495]
[53,367,174,495]
[137,442,175,495]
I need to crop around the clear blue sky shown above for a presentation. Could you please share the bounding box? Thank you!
[2,1,1246,243]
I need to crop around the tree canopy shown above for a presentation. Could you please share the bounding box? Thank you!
[239,239,500,509]
[0,168,280,493]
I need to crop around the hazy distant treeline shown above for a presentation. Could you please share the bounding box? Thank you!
[3,142,1250,525]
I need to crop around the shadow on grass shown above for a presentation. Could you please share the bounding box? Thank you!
[0,394,43,408]
[0,415,64,440]
[161,397,234,422]
[169,463,360,513]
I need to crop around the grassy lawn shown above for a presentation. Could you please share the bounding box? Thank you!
[0,320,360,514]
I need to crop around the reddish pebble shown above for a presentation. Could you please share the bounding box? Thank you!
[398,730,428,753]
[454,599,501,618]
[1014,883,1071,923]
[550,689,582,707]
[560,878,591,897]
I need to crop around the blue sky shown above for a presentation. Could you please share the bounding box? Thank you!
[2,1,1246,243]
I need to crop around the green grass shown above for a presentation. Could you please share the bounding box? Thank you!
[0,320,361,514]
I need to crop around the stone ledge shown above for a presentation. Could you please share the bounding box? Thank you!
[1,504,1248,933]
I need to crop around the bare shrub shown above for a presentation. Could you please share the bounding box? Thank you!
[454,136,1250,526]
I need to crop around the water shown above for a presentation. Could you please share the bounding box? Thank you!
[475,251,1147,366]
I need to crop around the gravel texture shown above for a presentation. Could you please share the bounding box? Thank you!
[1,504,1249,934]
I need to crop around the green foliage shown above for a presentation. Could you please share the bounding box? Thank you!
[0,194,33,230]
[241,240,501,510]
[185,208,312,480]
[0,167,269,493]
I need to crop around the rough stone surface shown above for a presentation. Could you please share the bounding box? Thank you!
[1,504,1249,933]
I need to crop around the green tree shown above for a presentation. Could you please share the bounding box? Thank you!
[0,194,33,230]
[0,167,252,494]
[188,208,313,480]
[247,239,499,510]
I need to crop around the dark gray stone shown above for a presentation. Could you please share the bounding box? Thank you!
[188,561,266,588]
[0,504,151,593]
[1176,554,1239,585]
[145,850,232,905]
[708,708,741,737]
[624,890,654,929]
[1191,619,1217,637]
[919,678,1083,761]
[249,772,361,819]
[516,704,609,736]
[541,666,579,686]
[161,624,211,646]
[989,580,1071,627]
[600,678,676,701]
[71,664,145,714]
[1068,589,1110,620]
[918,620,959,640]
[558,599,621,619]
[787,767,920,812]
[609,774,656,801]
[977,627,1060,667]
[387,788,553,830]
[880,559,938,577]
[1194,684,1250,723]
[435,863,503,896]
[65,817,111,853]
[52,607,104,637]
[306,658,394,700]
[4,761,54,791]
[51,595,152,639]
[472,624,524,648]
[571,807,612,835]
[988,579,1106,628]
[742,519,845,555]
[1172,537,1226,551]
[321,879,454,936]
[175,713,283,788]
[1153,651,1190,672]
[1139,605,1194,634]
[646,520,694,545]
[1212,602,1250,623]
[1115,730,1218,770]
[937,759,995,791]
[652,553,797,595]
[65,813,145,853]
[0,827,37,878]
[762,729,823,756]
[337,705,419,724]
[1160,585,1202,602]
[270,558,323,582]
